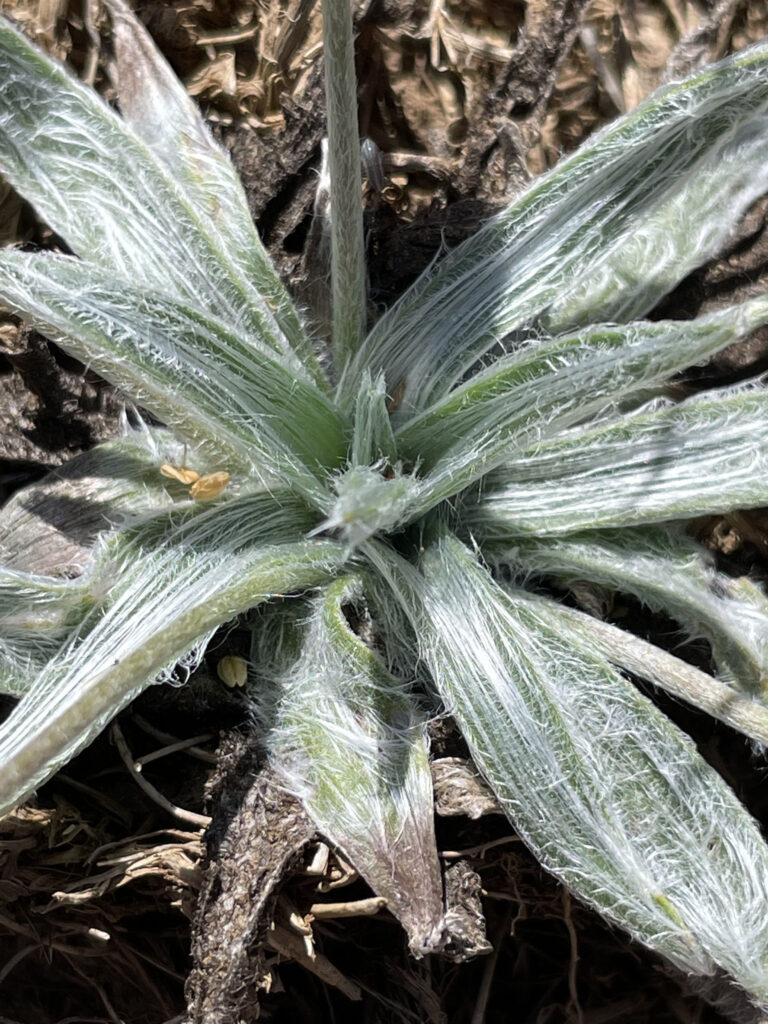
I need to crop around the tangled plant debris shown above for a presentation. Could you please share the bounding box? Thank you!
[2,0,768,1016]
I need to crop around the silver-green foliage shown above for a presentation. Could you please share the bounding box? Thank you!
[2,0,768,1001]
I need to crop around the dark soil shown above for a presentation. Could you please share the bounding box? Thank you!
[2,1,768,1022]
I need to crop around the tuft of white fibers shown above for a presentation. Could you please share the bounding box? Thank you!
[0,492,345,819]
[259,576,446,955]
[369,533,768,1009]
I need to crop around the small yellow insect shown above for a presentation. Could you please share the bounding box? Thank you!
[160,463,231,501]
[160,463,200,485]
[189,472,231,502]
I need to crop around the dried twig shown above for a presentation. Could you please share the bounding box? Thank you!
[111,721,211,829]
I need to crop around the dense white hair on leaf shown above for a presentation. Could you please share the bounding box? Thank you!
[366,533,768,1008]
[0,252,344,509]
[254,576,445,954]
[102,0,319,383]
[0,14,323,387]
[320,0,367,371]
[393,300,768,521]
[0,427,212,699]
[350,370,397,468]
[0,566,91,643]
[0,493,345,818]
[511,591,768,748]
[339,41,768,416]
[467,385,768,535]
[330,303,768,549]
[487,525,768,695]
[0,566,95,698]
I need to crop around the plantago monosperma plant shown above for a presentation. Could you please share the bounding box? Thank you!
[3,0,768,1006]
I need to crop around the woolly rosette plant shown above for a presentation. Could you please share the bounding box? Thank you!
[2,0,768,1008]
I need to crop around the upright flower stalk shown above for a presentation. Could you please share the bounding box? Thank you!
[322,0,367,372]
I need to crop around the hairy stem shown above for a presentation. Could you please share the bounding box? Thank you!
[322,0,367,373]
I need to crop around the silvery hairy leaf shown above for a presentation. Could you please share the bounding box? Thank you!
[368,533,768,1002]
[257,577,444,954]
